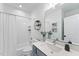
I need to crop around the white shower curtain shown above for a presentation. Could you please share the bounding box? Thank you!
[0,12,17,56]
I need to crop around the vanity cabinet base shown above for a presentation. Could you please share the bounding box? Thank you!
[32,45,46,56]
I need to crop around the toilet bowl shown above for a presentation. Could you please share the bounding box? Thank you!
[16,45,32,56]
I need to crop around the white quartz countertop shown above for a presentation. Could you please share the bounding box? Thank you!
[33,41,79,56]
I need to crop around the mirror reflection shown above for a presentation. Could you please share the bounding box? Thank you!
[45,3,79,46]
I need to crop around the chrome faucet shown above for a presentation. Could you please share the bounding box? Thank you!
[52,38,58,43]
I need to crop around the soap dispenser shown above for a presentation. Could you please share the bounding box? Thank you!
[65,44,70,52]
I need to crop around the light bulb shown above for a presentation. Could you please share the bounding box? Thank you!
[19,5,22,8]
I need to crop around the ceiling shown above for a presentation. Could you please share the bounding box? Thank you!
[4,3,79,15]
[62,3,79,13]
[4,3,49,13]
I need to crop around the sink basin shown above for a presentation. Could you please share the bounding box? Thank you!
[46,42,62,53]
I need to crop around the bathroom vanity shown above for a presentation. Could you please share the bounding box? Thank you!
[32,41,79,56]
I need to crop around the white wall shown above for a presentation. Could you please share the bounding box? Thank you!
[45,7,63,41]
[30,8,45,41]
[16,16,32,49]
[64,14,79,45]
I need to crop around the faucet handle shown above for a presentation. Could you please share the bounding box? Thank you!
[55,38,58,41]
[52,38,58,43]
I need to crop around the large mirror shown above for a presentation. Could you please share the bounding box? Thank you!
[62,3,79,45]
[45,3,79,45]
[45,3,63,42]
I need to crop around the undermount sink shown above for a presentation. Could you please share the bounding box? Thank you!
[46,42,62,53]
